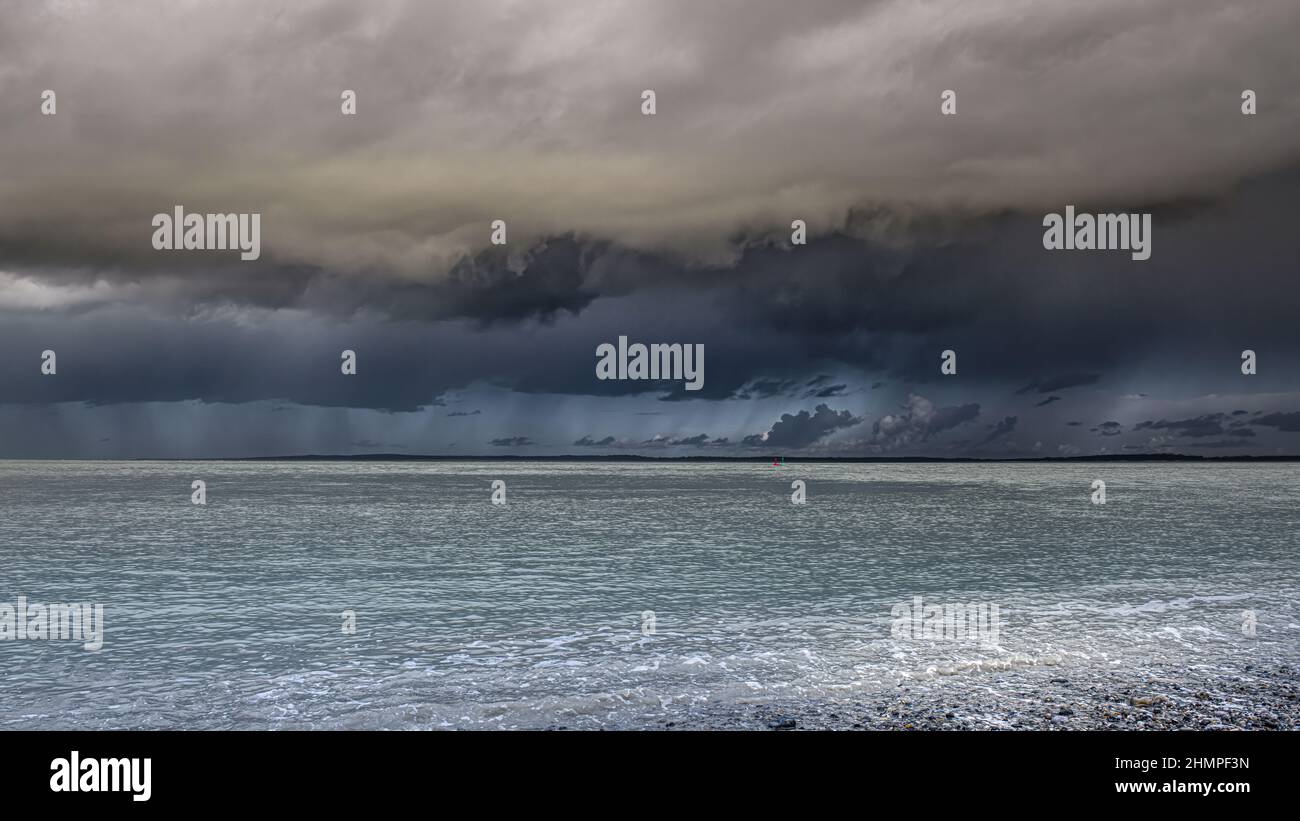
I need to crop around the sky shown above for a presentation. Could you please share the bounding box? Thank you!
[2,0,1299,458]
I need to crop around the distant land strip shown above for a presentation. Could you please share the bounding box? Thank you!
[165,453,1300,463]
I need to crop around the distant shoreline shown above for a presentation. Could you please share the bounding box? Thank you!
[5,454,1300,463]
[238,453,1300,463]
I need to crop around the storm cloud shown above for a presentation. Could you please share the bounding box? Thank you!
[3,0,1299,285]
[1,1,1300,458]
[870,394,981,450]
[743,404,862,449]
[1135,414,1228,438]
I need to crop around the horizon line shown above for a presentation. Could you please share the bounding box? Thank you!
[4,453,1300,463]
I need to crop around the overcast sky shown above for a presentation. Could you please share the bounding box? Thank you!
[2,0,1299,458]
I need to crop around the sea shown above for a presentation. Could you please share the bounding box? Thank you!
[1,460,1296,729]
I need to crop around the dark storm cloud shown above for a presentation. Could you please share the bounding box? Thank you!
[1035,396,1062,407]
[980,415,1018,446]
[807,384,848,399]
[574,436,616,447]
[669,434,710,447]
[490,437,533,447]
[4,0,1298,287]
[0,307,522,412]
[792,374,849,398]
[4,0,1300,310]
[929,405,982,435]
[6,176,1300,420]
[1253,412,1300,432]
[0,285,838,410]
[3,1,1300,459]
[414,239,599,325]
[1039,374,1101,393]
[1017,374,1101,395]
[729,374,847,401]
[743,404,861,449]
[733,379,801,401]
[628,432,733,450]
[1135,414,1227,438]
[869,395,981,450]
[7,172,1300,411]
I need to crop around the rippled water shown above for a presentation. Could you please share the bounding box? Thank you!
[0,460,1296,729]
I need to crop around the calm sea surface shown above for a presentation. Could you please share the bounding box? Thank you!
[1,460,1296,729]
